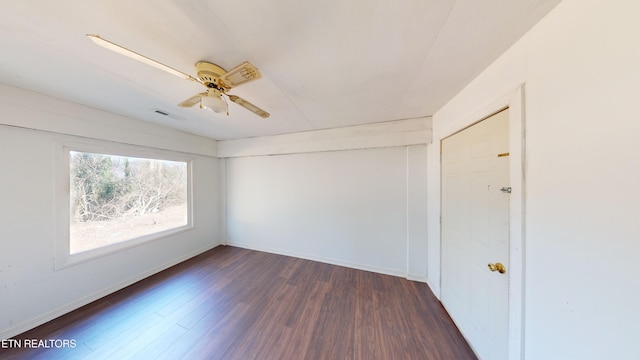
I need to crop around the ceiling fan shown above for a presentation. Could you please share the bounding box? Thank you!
[86,34,269,118]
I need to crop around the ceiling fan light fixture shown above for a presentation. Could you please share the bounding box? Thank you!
[201,90,228,114]
[85,35,268,118]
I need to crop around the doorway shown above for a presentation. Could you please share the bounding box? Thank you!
[441,109,510,359]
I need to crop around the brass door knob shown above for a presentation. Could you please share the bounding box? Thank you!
[488,262,506,274]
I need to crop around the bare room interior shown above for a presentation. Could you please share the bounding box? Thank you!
[0,1,638,359]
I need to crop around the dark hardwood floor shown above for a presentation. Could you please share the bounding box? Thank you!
[2,246,476,360]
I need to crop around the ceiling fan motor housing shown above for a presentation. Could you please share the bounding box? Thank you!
[195,61,228,89]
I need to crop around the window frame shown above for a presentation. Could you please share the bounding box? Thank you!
[55,140,194,269]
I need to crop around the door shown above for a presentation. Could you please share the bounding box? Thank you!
[441,109,510,360]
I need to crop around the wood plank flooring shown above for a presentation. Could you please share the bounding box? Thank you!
[2,246,477,359]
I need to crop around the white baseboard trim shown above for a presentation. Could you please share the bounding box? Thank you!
[227,241,407,279]
[406,274,428,283]
[0,242,221,340]
[425,278,441,300]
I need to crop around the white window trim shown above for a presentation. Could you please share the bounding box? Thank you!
[54,139,194,270]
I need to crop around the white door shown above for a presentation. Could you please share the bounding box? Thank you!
[441,109,510,360]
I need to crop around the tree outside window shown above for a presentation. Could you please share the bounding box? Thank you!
[69,151,188,254]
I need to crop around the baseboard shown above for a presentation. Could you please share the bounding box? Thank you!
[406,274,428,283]
[426,278,441,299]
[0,242,221,340]
[227,241,407,279]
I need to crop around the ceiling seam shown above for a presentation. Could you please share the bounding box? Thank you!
[396,0,459,115]
[200,4,318,130]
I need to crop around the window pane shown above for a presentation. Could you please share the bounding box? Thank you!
[69,151,188,254]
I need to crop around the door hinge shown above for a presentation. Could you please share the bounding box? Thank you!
[500,187,512,194]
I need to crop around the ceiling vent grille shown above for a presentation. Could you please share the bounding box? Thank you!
[153,109,185,121]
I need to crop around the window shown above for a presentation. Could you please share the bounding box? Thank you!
[56,143,192,268]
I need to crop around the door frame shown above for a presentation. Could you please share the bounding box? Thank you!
[433,84,526,360]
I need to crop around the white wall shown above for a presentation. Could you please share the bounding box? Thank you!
[406,145,429,280]
[0,85,221,339]
[430,0,640,359]
[224,145,428,279]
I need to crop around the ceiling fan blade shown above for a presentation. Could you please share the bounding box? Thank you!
[220,61,262,89]
[228,95,270,118]
[178,92,207,108]
[86,34,201,84]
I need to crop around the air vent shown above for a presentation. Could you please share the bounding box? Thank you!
[152,109,185,121]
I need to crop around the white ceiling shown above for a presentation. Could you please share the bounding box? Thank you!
[0,0,560,140]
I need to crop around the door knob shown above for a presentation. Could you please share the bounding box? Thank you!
[488,262,506,274]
